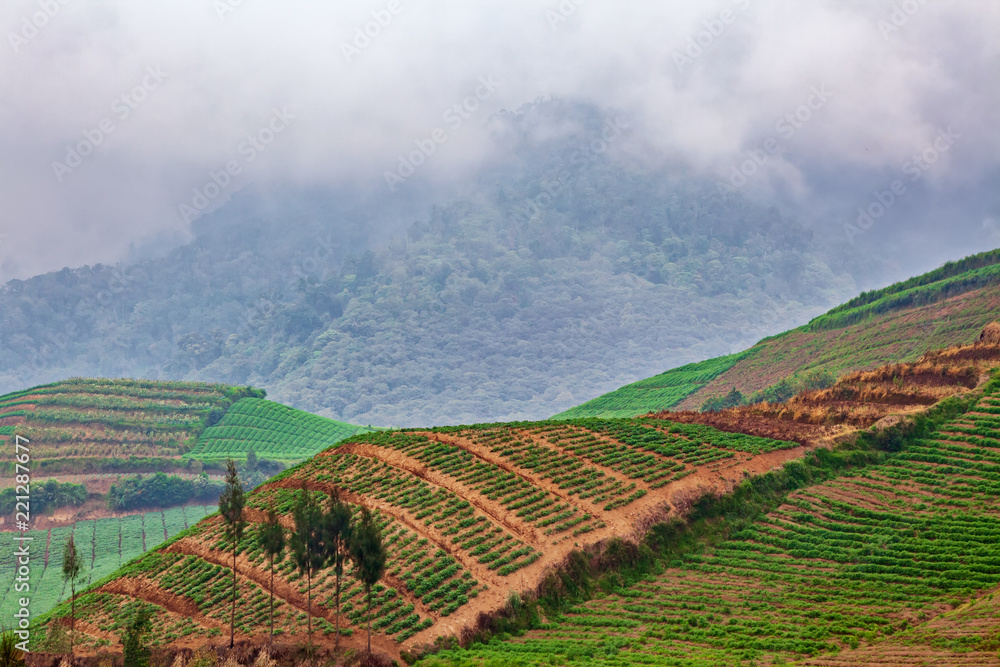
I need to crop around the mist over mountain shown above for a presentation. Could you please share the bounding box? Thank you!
[0,101,864,425]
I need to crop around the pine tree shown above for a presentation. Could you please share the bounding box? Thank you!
[323,488,352,651]
[290,485,326,652]
[61,534,83,655]
[259,503,285,644]
[349,507,387,655]
[219,459,246,649]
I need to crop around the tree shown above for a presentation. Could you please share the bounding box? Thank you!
[0,628,26,667]
[61,534,83,654]
[289,485,326,652]
[218,459,246,649]
[121,607,153,667]
[245,446,258,474]
[259,503,285,644]
[323,488,352,650]
[349,506,387,654]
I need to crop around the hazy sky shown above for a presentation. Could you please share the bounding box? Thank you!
[1,0,997,281]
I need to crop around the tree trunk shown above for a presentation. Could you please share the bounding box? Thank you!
[230,542,237,649]
[366,583,372,655]
[269,553,274,644]
[334,561,341,652]
[70,583,75,655]
[307,567,313,651]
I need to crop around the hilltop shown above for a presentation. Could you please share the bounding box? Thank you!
[558,247,1000,419]
[34,328,1000,663]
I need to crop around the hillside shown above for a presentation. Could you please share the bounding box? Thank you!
[559,247,1000,419]
[432,372,1000,665]
[35,333,1000,662]
[0,379,367,622]
[0,101,870,427]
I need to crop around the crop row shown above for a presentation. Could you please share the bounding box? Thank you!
[435,389,1000,665]
[350,431,602,535]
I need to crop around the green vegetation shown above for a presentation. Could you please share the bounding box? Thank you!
[219,459,247,649]
[422,380,1000,665]
[190,398,370,463]
[61,534,83,654]
[552,351,752,419]
[0,479,86,516]
[818,248,1000,322]
[108,472,224,511]
[0,378,268,475]
[0,505,215,622]
[808,256,1000,331]
[564,247,1000,418]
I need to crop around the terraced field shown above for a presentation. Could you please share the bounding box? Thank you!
[0,378,247,476]
[562,248,1000,418]
[188,397,371,463]
[427,378,1000,665]
[40,412,806,656]
[0,505,215,621]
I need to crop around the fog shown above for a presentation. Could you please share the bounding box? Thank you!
[1,0,998,282]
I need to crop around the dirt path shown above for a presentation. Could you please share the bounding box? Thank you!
[98,576,224,630]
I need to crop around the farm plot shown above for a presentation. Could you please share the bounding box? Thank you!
[190,398,369,462]
[428,389,1000,665]
[345,432,603,536]
[0,507,209,622]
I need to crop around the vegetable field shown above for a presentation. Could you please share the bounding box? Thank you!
[0,378,260,473]
[427,383,1000,665]
[189,397,371,462]
[0,505,214,622]
[552,351,752,419]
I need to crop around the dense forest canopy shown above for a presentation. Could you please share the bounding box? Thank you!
[0,102,862,426]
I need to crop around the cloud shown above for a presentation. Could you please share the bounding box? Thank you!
[0,0,997,280]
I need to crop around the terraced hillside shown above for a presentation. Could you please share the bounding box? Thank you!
[189,397,370,464]
[37,336,1000,660]
[0,378,252,478]
[427,371,1000,665]
[0,506,215,624]
[558,248,1000,419]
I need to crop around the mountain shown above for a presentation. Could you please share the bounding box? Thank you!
[0,101,869,428]
[31,326,1000,663]
[559,248,1000,419]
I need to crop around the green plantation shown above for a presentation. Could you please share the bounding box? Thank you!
[0,505,214,622]
[424,381,1000,665]
[552,352,751,419]
[189,397,371,462]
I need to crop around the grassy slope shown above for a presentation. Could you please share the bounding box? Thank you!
[188,397,372,462]
[559,247,1000,418]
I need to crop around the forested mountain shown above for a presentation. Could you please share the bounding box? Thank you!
[0,102,860,426]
